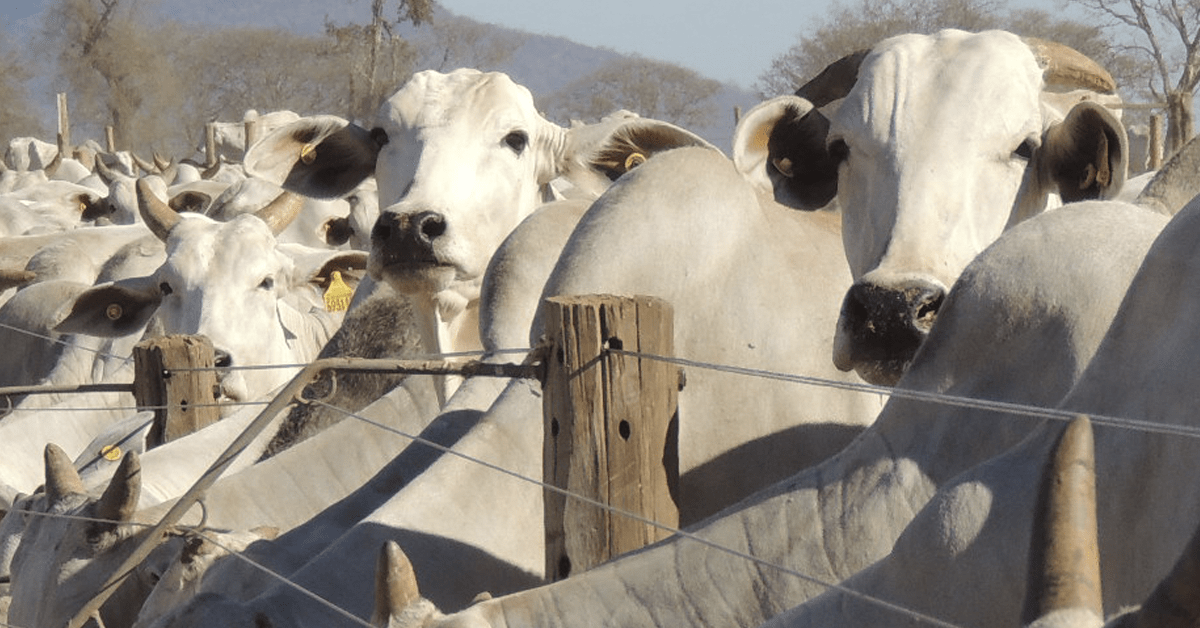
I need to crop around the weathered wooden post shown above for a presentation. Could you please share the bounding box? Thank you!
[1149,113,1164,171]
[205,122,218,167]
[542,294,680,581]
[243,116,260,158]
[133,335,221,448]
[105,126,116,153]
[57,93,70,156]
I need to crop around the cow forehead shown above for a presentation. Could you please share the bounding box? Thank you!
[832,30,1044,153]
[161,215,286,284]
[380,69,541,133]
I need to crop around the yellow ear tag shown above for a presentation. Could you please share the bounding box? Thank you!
[300,143,317,165]
[624,152,647,170]
[323,271,353,312]
[101,444,122,461]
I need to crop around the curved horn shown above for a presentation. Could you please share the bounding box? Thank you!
[794,49,871,108]
[137,178,182,241]
[94,450,140,525]
[253,191,304,235]
[132,152,158,175]
[1035,415,1102,618]
[44,443,85,505]
[1024,38,1117,94]
[43,149,63,177]
[372,540,420,627]
[153,152,172,172]
[201,156,223,180]
[94,156,117,185]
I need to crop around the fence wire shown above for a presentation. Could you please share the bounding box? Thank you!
[0,324,1184,628]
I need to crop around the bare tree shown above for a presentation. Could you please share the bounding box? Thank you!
[328,0,435,123]
[37,0,186,153]
[544,56,721,129]
[1065,0,1200,153]
[0,27,46,144]
[756,0,1005,96]
[409,13,525,72]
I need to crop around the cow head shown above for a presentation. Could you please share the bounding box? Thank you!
[244,69,714,363]
[748,30,1127,385]
[54,179,366,401]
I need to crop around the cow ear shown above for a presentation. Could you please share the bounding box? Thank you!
[1038,101,1128,203]
[54,279,161,337]
[733,95,840,210]
[559,113,717,198]
[168,190,212,214]
[245,116,380,200]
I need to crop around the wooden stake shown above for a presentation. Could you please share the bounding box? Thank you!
[542,294,680,581]
[133,335,221,447]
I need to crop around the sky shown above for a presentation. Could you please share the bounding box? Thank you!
[433,0,817,86]
[0,0,822,88]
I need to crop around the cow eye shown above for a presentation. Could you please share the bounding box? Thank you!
[159,282,173,296]
[503,131,529,154]
[827,138,850,163]
[369,127,389,148]
[258,277,275,291]
[1014,139,1036,161]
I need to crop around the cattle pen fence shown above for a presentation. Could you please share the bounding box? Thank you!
[1,294,1198,628]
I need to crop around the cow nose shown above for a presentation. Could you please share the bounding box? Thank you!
[834,280,946,385]
[371,210,446,262]
[413,210,447,243]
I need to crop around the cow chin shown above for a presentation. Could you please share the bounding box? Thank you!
[374,263,458,295]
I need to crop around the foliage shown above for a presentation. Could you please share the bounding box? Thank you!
[0,27,46,145]
[543,56,722,129]
[1064,0,1200,152]
[408,12,525,73]
[755,0,1137,99]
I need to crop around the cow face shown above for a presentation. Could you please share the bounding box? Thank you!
[55,181,361,402]
[758,30,1126,386]
[366,70,559,302]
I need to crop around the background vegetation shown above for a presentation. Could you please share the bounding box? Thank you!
[1,0,1196,159]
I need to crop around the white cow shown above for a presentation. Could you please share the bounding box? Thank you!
[751,196,1200,628]
[249,200,1162,628]
[764,30,1128,386]
[53,179,364,402]
[243,68,714,401]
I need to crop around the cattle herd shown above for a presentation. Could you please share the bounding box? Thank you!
[1,27,1199,628]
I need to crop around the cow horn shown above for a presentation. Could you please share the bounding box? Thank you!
[1035,415,1102,619]
[794,49,871,108]
[137,178,182,241]
[1023,38,1117,94]
[44,443,85,505]
[201,156,223,180]
[153,152,172,172]
[94,450,140,525]
[132,152,157,175]
[372,540,421,626]
[253,191,304,235]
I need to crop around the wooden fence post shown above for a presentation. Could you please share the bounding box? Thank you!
[133,335,221,448]
[1149,114,1164,171]
[542,294,680,581]
[57,93,70,156]
[105,126,116,153]
[205,122,218,167]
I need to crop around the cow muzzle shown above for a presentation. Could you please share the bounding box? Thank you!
[832,279,946,386]
[369,209,456,292]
